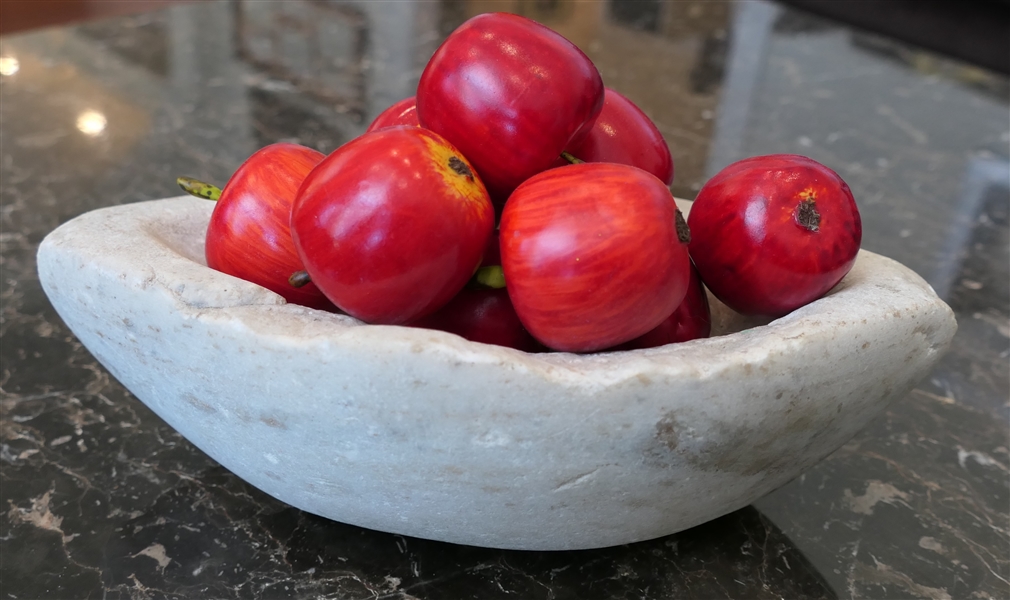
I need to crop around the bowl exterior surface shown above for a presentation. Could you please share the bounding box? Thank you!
[36,197,956,550]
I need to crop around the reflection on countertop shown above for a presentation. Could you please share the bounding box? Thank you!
[1,1,1007,598]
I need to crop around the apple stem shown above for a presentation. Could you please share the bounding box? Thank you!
[561,151,584,165]
[289,270,312,288]
[675,209,691,244]
[471,265,506,289]
[177,176,223,201]
[795,198,821,232]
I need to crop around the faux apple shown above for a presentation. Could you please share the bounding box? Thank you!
[557,88,674,185]
[500,163,692,352]
[417,12,604,204]
[410,239,539,351]
[191,143,333,311]
[688,154,862,317]
[409,286,543,352]
[611,262,710,351]
[290,126,495,324]
[366,96,420,132]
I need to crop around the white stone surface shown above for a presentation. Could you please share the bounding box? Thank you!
[37,197,956,550]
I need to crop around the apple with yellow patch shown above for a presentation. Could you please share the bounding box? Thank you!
[291,126,495,324]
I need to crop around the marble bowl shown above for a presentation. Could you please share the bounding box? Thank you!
[37,197,955,550]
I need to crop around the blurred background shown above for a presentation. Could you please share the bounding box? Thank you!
[4,0,1008,73]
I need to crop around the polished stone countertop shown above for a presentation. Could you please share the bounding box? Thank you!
[2,1,1007,598]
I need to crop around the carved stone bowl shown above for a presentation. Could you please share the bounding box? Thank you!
[37,197,956,550]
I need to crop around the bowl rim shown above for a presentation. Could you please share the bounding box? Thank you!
[39,195,955,389]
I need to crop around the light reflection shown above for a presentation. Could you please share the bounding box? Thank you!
[0,56,19,76]
[528,65,548,80]
[76,110,108,136]
[743,198,767,243]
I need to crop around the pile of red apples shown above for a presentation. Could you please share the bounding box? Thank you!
[186,12,862,354]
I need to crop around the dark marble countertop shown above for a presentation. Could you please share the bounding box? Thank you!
[2,1,1007,598]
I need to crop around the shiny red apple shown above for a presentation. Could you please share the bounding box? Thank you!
[558,88,674,185]
[366,96,420,132]
[410,234,539,351]
[611,262,711,351]
[290,126,495,324]
[500,163,692,352]
[409,287,543,352]
[417,12,604,204]
[203,143,333,310]
[688,154,862,317]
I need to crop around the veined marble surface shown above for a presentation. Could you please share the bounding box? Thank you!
[2,1,1007,598]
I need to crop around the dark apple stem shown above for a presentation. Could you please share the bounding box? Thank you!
[795,198,821,232]
[177,176,223,201]
[675,209,691,244]
[471,265,506,289]
[561,151,584,165]
[289,270,312,288]
[448,156,475,182]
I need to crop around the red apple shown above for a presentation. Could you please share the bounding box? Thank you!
[409,287,543,352]
[417,12,604,204]
[688,154,862,317]
[611,262,710,350]
[559,88,674,185]
[204,143,333,310]
[366,96,420,132]
[500,163,692,352]
[410,235,538,351]
[290,126,495,324]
